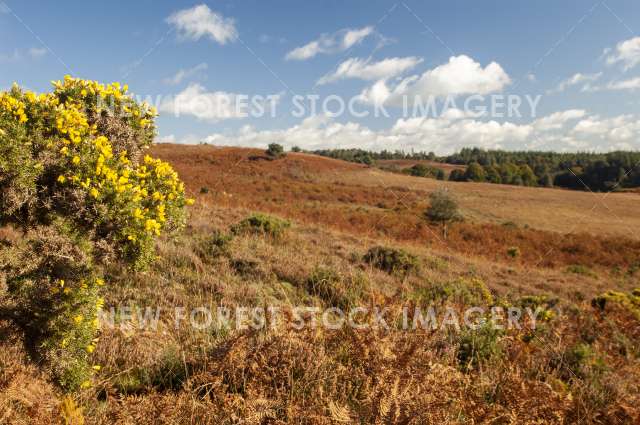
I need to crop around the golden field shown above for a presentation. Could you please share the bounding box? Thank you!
[1,144,639,424]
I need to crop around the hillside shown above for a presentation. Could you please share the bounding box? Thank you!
[1,144,639,424]
[151,145,640,270]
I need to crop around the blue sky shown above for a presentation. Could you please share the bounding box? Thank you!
[2,0,640,153]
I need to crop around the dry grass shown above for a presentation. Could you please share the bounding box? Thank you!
[1,145,640,423]
[151,145,640,271]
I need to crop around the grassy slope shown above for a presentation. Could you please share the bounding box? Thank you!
[152,145,640,240]
[1,145,639,423]
[152,145,640,270]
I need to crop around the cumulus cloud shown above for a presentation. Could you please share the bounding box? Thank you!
[533,109,586,131]
[358,55,511,106]
[163,63,208,85]
[317,56,423,85]
[285,26,373,60]
[605,77,640,91]
[605,36,640,71]
[163,108,639,154]
[549,72,602,93]
[167,4,238,45]
[159,84,281,122]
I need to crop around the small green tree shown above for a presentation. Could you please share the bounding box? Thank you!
[425,189,462,239]
[291,146,302,153]
[266,143,285,159]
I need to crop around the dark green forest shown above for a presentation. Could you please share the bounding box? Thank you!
[312,147,640,192]
[445,148,640,191]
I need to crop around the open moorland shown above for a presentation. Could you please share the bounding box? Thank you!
[152,145,640,272]
[1,144,639,424]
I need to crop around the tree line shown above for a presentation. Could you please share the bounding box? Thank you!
[312,147,640,191]
[311,148,436,165]
[444,148,640,191]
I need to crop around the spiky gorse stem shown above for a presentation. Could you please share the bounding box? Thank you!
[0,76,193,391]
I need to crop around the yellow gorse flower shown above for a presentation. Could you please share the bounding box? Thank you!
[4,77,190,262]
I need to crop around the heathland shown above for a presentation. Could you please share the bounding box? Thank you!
[1,143,639,423]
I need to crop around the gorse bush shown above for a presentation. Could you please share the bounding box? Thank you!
[591,289,640,320]
[306,266,368,309]
[232,213,290,238]
[363,246,419,276]
[506,246,520,258]
[0,77,191,390]
[410,277,493,307]
[198,230,233,260]
[457,321,503,371]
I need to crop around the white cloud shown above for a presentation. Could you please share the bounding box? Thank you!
[163,63,208,85]
[167,4,238,45]
[532,109,586,132]
[606,77,640,91]
[285,26,373,60]
[572,115,635,136]
[27,47,47,59]
[605,36,640,71]
[0,47,47,62]
[342,27,374,50]
[165,109,640,154]
[358,55,511,106]
[317,56,423,85]
[550,72,602,93]
[159,83,281,122]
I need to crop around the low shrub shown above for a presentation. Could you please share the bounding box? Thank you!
[457,321,503,371]
[591,289,640,319]
[198,230,233,260]
[566,264,596,278]
[305,266,368,309]
[560,343,607,381]
[230,258,266,279]
[517,295,558,322]
[111,348,188,394]
[410,277,493,307]
[506,246,520,258]
[363,246,419,276]
[232,213,290,238]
